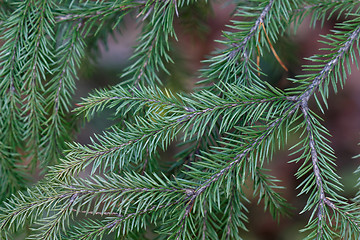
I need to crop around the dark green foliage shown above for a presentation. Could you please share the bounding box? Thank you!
[0,0,359,239]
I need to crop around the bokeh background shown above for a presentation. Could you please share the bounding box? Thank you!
[72,1,360,239]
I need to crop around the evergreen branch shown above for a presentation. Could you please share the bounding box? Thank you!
[0,0,33,199]
[0,7,24,146]
[174,209,192,239]
[73,199,182,239]
[324,199,360,237]
[0,97,25,200]
[230,0,275,57]
[293,104,359,238]
[30,176,184,239]
[51,118,179,179]
[289,17,360,112]
[0,143,24,202]
[41,29,85,167]
[300,101,327,238]
[55,86,288,179]
[28,196,78,240]
[21,0,55,167]
[292,0,360,29]
[192,105,298,197]
[134,36,157,86]
[220,185,248,240]
[120,0,177,86]
[283,26,360,237]
[0,185,73,232]
[254,167,291,219]
[75,85,193,121]
[290,106,354,238]
[1,0,359,238]
[298,22,360,103]
[0,1,31,137]
[55,1,146,22]
[175,106,299,233]
[0,173,188,237]
[201,0,299,87]
[285,22,360,230]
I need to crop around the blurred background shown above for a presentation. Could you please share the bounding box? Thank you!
[73,1,360,239]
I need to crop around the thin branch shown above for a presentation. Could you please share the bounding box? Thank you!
[324,198,360,230]
[229,0,275,59]
[300,101,326,238]
[176,96,283,124]
[79,197,186,239]
[134,36,157,86]
[53,35,79,114]
[40,192,80,240]
[226,207,232,240]
[293,0,359,14]
[0,191,75,230]
[176,22,360,219]
[23,0,50,167]
[77,94,195,113]
[194,104,298,196]
[171,24,360,233]
[0,184,183,231]
[173,103,300,231]
[58,95,282,178]
[175,195,195,240]
[299,25,360,103]
[55,2,146,22]
[72,209,121,217]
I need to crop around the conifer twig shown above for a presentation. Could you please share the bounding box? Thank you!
[229,0,275,58]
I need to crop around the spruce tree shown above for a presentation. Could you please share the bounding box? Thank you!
[0,0,360,239]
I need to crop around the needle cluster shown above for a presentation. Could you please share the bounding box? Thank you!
[0,0,360,239]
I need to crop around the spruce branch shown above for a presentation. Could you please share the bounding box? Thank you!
[41,29,85,167]
[220,185,248,240]
[300,101,327,238]
[0,173,189,237]
[21,0,55,168]
[229,0,275,58]
[180,17,360,235]
[253,167,291,219]
[172,108,298,235]
[120,0,179,86]
[72,199,183,239]
[0,0,39,198]
[55,1,147,22]
[189,98,298,195]
[292,0,360,29]
[201,0,299,87]
[297,22,360,104]
[54,85,290,179]
[285,20,360,234]
[0,144,24,202]
[1,0,360,239]
[75,85,194,121]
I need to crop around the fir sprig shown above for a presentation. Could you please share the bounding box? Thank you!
[41,29,85,167]
[0,0,359,239]
[21,0,55,168]
[201,0,299,87]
